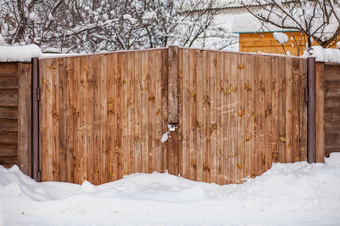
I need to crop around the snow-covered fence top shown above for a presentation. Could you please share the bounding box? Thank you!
[0,45,41,62]
[304,46,340,64]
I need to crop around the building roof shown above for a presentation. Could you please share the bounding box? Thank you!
[232,13,298,33]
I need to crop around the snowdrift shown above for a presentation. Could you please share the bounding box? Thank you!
[1,153,340,225]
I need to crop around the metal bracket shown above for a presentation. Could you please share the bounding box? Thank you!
[168,124,176,132]
[305,87,309,103]
[35,87,40,102]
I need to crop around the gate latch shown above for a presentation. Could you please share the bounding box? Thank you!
[161,124,177,143]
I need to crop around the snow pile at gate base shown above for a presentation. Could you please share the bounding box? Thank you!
[1,154,340,225]
[304,46,340,63]
[0,45,41,62]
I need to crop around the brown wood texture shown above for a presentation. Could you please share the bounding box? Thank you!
[39,48,308,185]
[0,62,32,175]
[0,63,18,169]
[167,47,179,174]
[322,63,340,157]
[40,50,169,185]
[176,50,307,184]
[315,63,325,162]
[18,63,32,176]
[0,63,18,76]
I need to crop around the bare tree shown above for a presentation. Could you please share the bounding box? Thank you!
[241,0,340,49]
[1,0,236,52]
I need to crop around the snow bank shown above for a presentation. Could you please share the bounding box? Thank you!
[0,45,41,62]
[0,154,340,225]
[304,46,340,63]
[325,152,340,166]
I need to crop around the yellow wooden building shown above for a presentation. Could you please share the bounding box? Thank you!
[231,10,339,56]
[238,31,305,56]
[238,31,339,56]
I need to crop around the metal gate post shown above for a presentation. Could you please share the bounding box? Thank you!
[32,57,41,181]
[307,57,316,163]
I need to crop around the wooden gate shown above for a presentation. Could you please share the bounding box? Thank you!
[39,47,308,185]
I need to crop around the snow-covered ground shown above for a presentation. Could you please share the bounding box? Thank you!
[1,153,340,225]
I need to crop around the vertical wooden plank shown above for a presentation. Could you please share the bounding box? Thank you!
[127,51,135,174]
[209,51,217,183]
[168,47,179,175]
[250,54,256,179]
[168,46,179,124]
[202,50,210,182]
[93,55,101,185]
[134,51,142,173]
[71,57,81,184]
[189,49,197,181]
[285,57,294,163]
[116,52,124,179]
[244,54,254,179]
[264,56,272,171]
[292,58,301,162]
[316,63,325,162]
[43,59,54,181]
[100,54,108,184]
[66,57,74,183]
[79,56,89,182]
[223,52,232,184]
[299,59,307,161]
[73,57,82,184]
[18,63,32,176]
[141,51,149,173]
[278,57,286,163]
[196,49,204,182]
[58,58,67,182]
[182,48,190,179]
[108,53,117,182]
[161,49,169,172]
[155,50,163,172]
[177,48,183,176]
[271,57,280,163]
[216,51,224,184]
[39,60,47,181]
[52,58,60,182]
[230,53,238,183]
[39,60,45,181]
[255,55,265,176]
[237,54,245,182]
[87,56,94,183]
[148,50,156,173]
[49,59,56,181]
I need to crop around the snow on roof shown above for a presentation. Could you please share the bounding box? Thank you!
[232,13,296,33]
[0,45,42,62]
[304,46,340,63]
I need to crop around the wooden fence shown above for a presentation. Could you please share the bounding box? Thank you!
[316,62,340,161]
[39,47,308,185]
[0,62,32,176]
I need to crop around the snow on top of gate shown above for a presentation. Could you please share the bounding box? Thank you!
[0,44,41,62]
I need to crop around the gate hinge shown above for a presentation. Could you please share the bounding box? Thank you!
[35,87,40,102]
[37,171,41,182]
